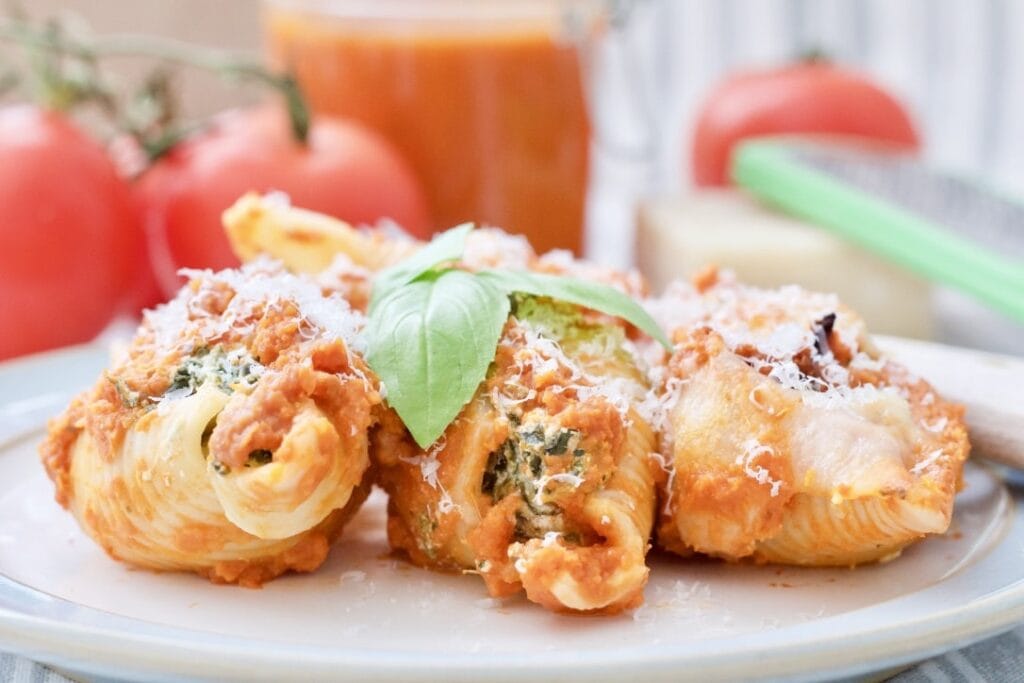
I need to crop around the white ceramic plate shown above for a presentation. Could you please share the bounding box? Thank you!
[0,344,1022,683]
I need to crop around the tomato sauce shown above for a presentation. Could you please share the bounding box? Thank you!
[264,7,592,254]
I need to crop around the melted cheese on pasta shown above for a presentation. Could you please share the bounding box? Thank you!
[648,270,970,565]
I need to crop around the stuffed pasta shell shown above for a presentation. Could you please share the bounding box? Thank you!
[224,191,541,279]
[375,298,659,613]
[647,269,970,566]
[223,192,651,300]
[40,259,381,586]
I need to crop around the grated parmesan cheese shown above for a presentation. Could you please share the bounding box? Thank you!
[436,490,459,515]
[401,438,462,516]
[339,570,367,584]
[541,531,562,548]
[644,273,886,415]
[462,228,534,271]
[501,318,649,428]
[735,439,784,497]
[531,473,584,508]
[650,450,678,516]
[400,437,446,489]
[144,257,366,355]
[910,448,946,475]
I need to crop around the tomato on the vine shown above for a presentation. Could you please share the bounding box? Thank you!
[138,106,432,297]
[0,105,144,360]
[692,61,921,186]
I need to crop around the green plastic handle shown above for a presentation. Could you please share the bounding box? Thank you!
[733,138,1024,323]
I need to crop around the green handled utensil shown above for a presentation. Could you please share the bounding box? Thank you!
[733,137,1024,322]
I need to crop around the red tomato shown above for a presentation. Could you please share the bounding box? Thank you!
[692,62,921,186]
[138,106,432,297]
[0,105,142,361]
[116,190,166,315]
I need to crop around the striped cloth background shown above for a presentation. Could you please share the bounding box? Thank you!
[609,0,1024,196]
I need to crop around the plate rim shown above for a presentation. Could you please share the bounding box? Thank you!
[1,577,1024,682]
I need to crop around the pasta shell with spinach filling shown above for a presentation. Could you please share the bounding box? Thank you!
[375,297,659,614]
[39,260,381,586]
[647,270,970,566]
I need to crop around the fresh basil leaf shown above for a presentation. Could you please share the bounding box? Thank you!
[370,223,473,312]
[366,268,510,448]
[478,269,671,349]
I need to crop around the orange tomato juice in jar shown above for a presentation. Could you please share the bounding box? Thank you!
[263,1,601,254]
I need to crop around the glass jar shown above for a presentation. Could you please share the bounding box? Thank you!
[263,0,606,255]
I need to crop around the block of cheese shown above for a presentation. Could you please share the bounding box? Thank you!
[636,190,933,339]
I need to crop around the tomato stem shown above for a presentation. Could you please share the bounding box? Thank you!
[0,16,311,147]
[0,69,19,97]
[799,48,830,65]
